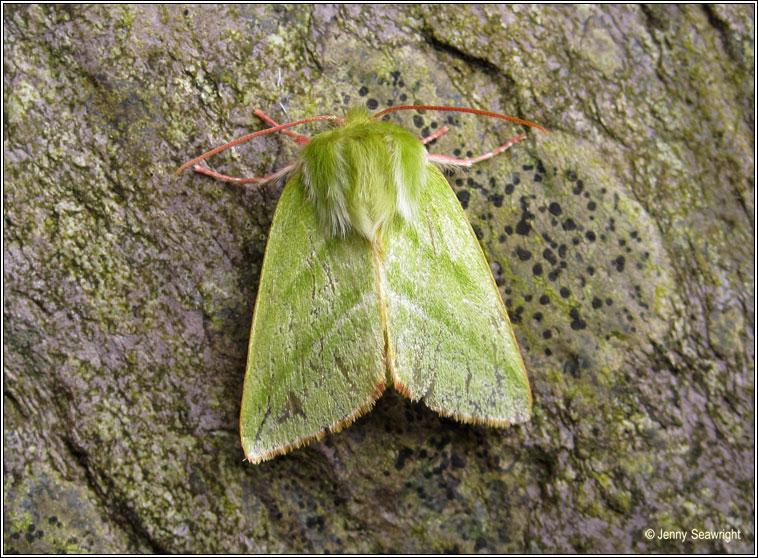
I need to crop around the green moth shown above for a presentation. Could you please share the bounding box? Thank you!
[178,104,547,463]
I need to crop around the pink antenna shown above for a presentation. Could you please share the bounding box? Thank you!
[176,114,342,176]
[373,105,548,134]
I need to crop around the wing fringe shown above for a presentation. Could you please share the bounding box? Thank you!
[244,379,387,463]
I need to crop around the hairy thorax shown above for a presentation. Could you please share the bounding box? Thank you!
[298,107,428,242]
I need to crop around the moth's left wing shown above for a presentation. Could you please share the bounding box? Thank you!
[240,176,387,463]
[381,164,531,425]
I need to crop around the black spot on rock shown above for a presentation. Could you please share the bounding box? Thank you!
[516,247,532,261]
[516,219,531,236]
[395,447,414,470]
[456,190,470,208]
[569,308,587,330]
[614,255,625,272]
[570,318,587,330]
[562,218,577,231]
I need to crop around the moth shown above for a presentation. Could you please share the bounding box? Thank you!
[178,103,547,463]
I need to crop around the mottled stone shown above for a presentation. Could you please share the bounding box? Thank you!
[4,4,753,553]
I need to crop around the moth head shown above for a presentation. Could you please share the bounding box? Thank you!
[298,107,427,243]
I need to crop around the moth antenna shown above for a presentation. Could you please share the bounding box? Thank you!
[193,162,297,184]
[373,105,548,134]
[428,133,527,168]
[176,114,342,176]
[420,125,450,145]
[253,109,310,145]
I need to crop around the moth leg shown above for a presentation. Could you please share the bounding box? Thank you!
[184,110,306,183]
[188,109,307,183]
[193,161,296,184]
[420,125,450,145]
[254,109,310,145]
[427,132,526,167]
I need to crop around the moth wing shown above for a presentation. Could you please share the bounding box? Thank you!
[240,175,387,463]
[382,164,532,425]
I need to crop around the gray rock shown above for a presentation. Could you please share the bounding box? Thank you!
[4,4,753,553]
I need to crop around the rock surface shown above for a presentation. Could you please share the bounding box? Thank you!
[4,4,754,553]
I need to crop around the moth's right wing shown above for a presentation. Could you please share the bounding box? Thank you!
[240,175,387,463]
[381,164,532,425]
